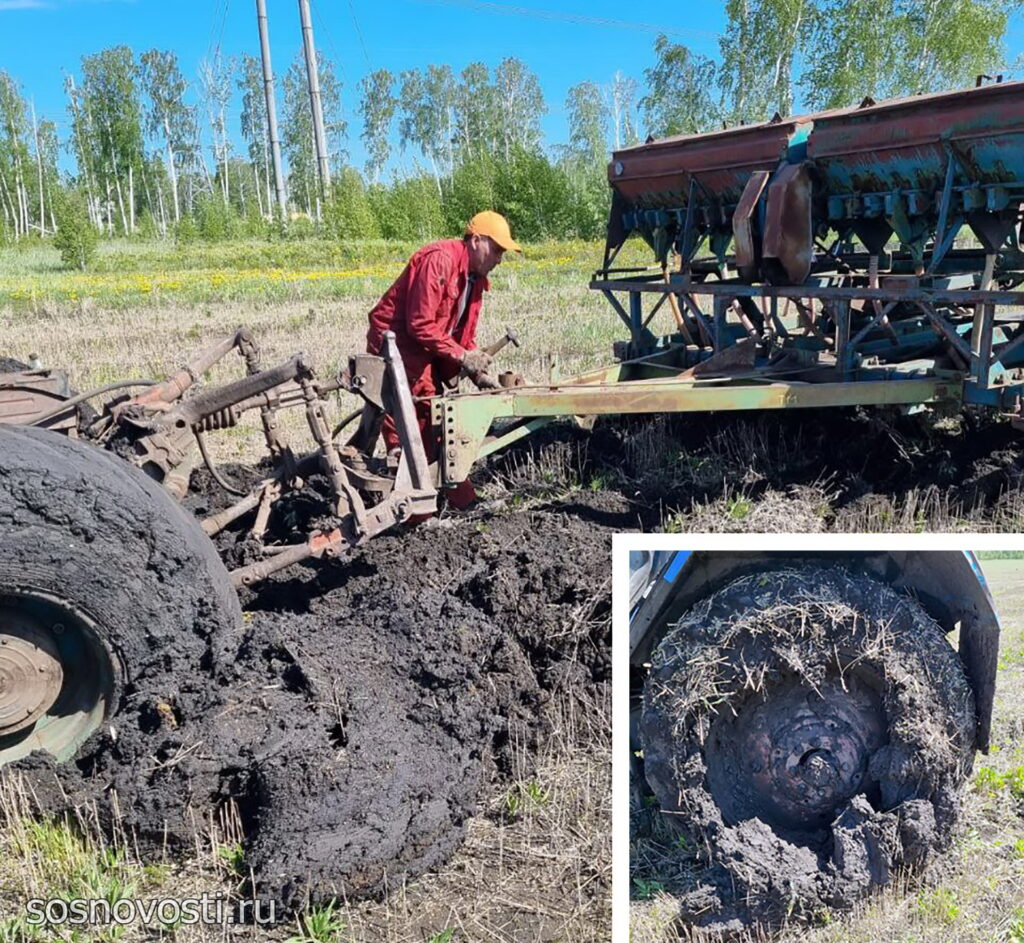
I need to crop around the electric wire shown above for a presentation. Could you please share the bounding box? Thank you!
[310,0,356,81]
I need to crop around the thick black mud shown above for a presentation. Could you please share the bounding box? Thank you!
[11,465,615,911]
[491,409,1024,531]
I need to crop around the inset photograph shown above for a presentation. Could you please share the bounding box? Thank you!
[628,549,1024,941]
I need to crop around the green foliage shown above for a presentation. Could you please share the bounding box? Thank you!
[79,45,145,238]
[727,496,753,520]
[801,0,1010,110]
[719,0,808,123]
[325,167,380,240]
[505,778,549,818]
[173,213,198,246]
[217,841,245,877]
[359,69,397,184]
[916,885,962,924]
[974,764,1024,799]
[368,175,444,241]
[428,930,455,943]
[632,877,666,899]
[641,35,719,136]
[287,900,346,943]
[52,188,98,270]
[193,194,241,242]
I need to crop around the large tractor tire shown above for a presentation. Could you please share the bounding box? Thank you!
[640,566,976,928]
[0,424,241,770]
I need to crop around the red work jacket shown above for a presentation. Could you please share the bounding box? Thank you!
[367,239,489,385]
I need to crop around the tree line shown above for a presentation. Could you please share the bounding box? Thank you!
[0,0,1013,264]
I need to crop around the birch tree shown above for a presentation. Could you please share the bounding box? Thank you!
[80,46,145,234]
[199,51,236,205]
[494,57,545,159]
[140,49,194,225]
[565,81,608,166]
[282,50,345,216]
[238,53,271,218]
[607,71,638,149]
[641,36,719,137]
[719,0,808,124]
[455,62,498,160]
[359,69,396,184]
[0,71,31,238]
[397,65,456,184]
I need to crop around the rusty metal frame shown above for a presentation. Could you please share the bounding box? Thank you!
[590,274,1024,388]
[434,370,959,487]
[66,328,435,588]
[430,268,1024,488]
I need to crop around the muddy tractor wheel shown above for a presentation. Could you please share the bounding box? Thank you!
[0,424,241,769]
[641,567,976,924]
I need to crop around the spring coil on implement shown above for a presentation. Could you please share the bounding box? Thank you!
[195,405,239,432]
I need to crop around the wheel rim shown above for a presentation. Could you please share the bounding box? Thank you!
[0,594,116,768]
[705,671,887,831]
[0,612,64,736]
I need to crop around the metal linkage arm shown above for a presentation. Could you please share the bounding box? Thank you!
[129,328,249,408]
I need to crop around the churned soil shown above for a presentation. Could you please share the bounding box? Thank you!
[15,456,615,912]
[558,408,1024,531]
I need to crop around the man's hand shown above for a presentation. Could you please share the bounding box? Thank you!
[460,348,492,377]
[470,371,500,390]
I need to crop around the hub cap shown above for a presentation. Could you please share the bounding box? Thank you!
[0,614,63,736]
[705,673,887,831]
[0,595,115,768]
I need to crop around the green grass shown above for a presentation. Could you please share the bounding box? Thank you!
[0,236,645,310]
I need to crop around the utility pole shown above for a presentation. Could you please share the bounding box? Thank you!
[298,0,331,210]
[256,0,288,224]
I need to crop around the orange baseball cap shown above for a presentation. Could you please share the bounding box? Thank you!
[465,211,522,253]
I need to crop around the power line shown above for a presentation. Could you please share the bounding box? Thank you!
[213,0,231,59]
[308,0,351,89]
[407,0,718,41]
[205,0,228,66]
[332,0,372,71]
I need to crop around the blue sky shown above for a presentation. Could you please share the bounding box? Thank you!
[1,0,1022,176]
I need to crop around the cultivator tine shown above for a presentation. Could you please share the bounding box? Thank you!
[201,485,267,536]
[296,360,369,535]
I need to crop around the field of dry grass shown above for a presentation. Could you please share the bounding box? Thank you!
[631,557,1024,943]
[1,237,638,467]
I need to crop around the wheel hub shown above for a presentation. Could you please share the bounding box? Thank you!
[0,612,63,737]
[705,673,887,831]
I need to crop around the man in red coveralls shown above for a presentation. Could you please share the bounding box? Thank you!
[366,210,521,509]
